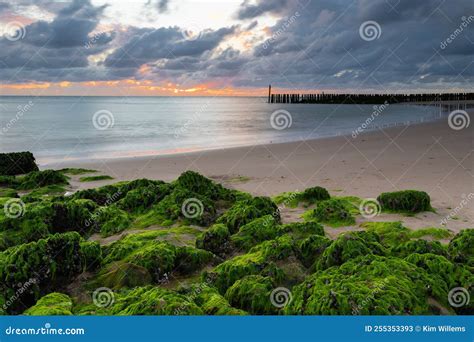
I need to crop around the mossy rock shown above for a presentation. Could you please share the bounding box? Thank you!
[278,221,325,239]
[185,283,247,315]
[391,239,447,258]
[73,184,124,206]
[0,151,38,176]
[316,231,386,270]
[80,241,102,271]
[303,198,355,227]
[24,292,73,316]
[174,246,215,274]
[286,255,438,315]
[117,183,171,213]
[377,190,431,213]
[176,170,235,202]
[360,221,410,247]
[225,275,276,314]
[16,170,68,190]
[300,186,330,203]
[95,205,132,237]
[51,199,98,235]
[448,229,474,267]
[0,232,84,314]
[196,224,231,256]
[297,234,332,268]
[110,286,203,315]
[231,215,279,251]
[217,196,280,233]
[96,262,153,290]
[0,188,18,198]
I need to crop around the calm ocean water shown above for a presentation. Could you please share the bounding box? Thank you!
[0,96,443,164]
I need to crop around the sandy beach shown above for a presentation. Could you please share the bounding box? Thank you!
[44,115,473,233]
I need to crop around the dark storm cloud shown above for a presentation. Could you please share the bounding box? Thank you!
[235,0,474,90]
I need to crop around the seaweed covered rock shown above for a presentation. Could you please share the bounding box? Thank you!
[0,232,84,314]
[73,184,124,206]
[196,224,231,256]
[316,231,386,270]
[377,190,431,213]
[174,246,215,274]
[51,199,98,235]
[297,234,332,268]
[304,198,355,227]
[217,196,280,233]
[231,215,279,250]
[96,262,153,290]
[80,241,102,271]
[154,187,216,226]
[24,293,73,316]
[176,170,235,201]
[391,239,447,258]
[110,286,203,315]
[448,229,474,266]
[117,183,171,213]
[300,186,330,203]
[360,221,410,247]
[183,283,247,315]
[225,275,276,314]
[0,151,38,176]
[286,255,437,315]
[95,205,132,237]
[206,236,293,293]
[16,170,68,190]
[278,221,325,239]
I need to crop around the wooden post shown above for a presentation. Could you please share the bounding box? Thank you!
[268,85,271,103]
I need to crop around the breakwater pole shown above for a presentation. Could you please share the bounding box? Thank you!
[268,90,474,105]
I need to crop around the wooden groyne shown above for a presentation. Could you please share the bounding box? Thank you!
[267,86,474,105]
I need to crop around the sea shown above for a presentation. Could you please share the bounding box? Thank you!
[0,96,445,164]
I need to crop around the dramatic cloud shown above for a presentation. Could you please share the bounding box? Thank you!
[0,0,473,93]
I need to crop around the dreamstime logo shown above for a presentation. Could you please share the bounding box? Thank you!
[181,198,204,219]
[84,31,108,49]
[92,287,115,308]
[448,110,470,130]
[270,287,292,308]
[270,109,292,130]
[1,100,34,135]
[4,198,26,218]
[262,11,300,49]
[92,110,114,130]
[448,287,470,308]
[2,21,26,41]
[440,192,473,226]
[359,198,381,219]
[440,16,474,50]
[181,23,202,41]
[359,21,381,41]
[352,101,389,138]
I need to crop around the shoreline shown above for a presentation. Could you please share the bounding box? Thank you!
[43,115,474,233]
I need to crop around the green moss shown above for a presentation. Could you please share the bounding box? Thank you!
[183,283,247,315]
[118,183,171,213]
[58,168,97,175]
[0,188,18,198]
[391,239,447,258]
[297,235,332,268]
[225,275,276,314]
[80,241,102,271]
[277,221,325,239]
[300,186,330,203]
[360,221,410,247]
[231,215,279,250]
[196,224,231,256]
[286,255,438,315]
[316,231,386,270]
[96,262,153,290]
[16,170,68,190]
[176,170,235,202]
[448,229,474,266]
[110,286,203,315]
[22,184,66,200]
[79,175,114,182]
[95,205,132,237]
[303,198,355,227]
[51,199,98,235]
[24,293,73,316]
[0,232,85,314]
[273,186,330,208]
[377,190,432,213]
[174,246,215,274]
[409,228,452,240]
[217,196,280,233]
[0,151,38,176]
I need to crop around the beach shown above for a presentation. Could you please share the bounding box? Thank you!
[45,115,474,233]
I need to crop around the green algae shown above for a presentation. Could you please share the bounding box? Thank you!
[377,190,432,214]
[303,198,356,227]
[273,186,330,208]
[225,275,276,314]
[196,223,231,256]
[79,175,114,182]
[24,292,73,316]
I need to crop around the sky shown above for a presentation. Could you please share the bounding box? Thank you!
[0,0,473,96]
